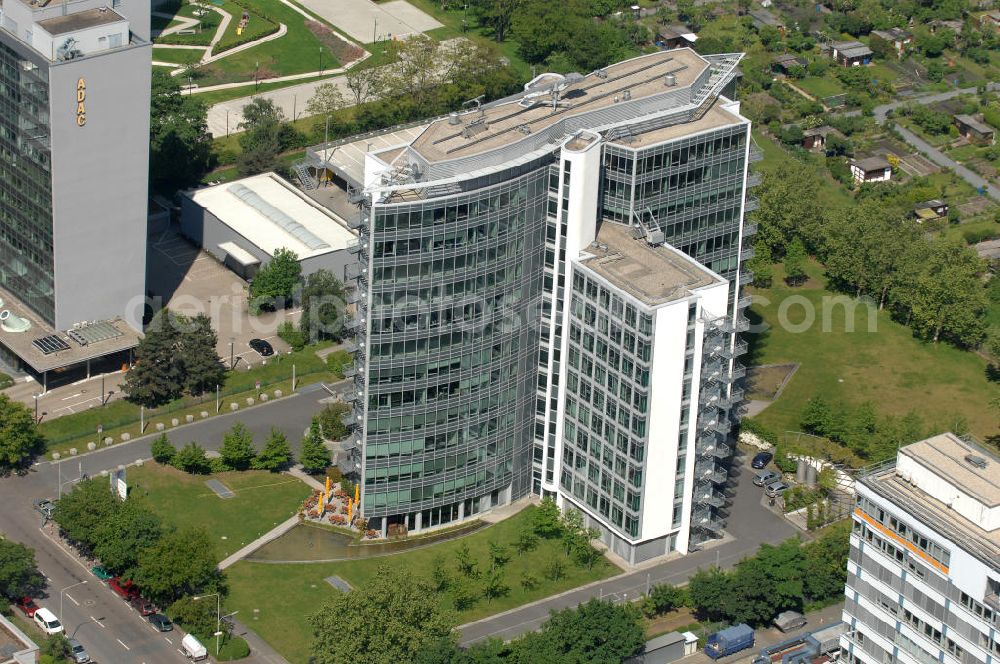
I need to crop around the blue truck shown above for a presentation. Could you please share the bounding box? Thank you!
[705,624,755,659]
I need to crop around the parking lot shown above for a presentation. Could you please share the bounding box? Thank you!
[148,227,294,369]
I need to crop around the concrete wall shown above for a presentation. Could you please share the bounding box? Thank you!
[180,195,354,283]
[48,39,150,332]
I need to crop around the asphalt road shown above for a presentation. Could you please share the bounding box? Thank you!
[0,386,331,663]
[458,458,799,646]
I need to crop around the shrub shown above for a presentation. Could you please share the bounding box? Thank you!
[277,321,306,351]
[150,434,176,464]
[173,442,211,474]
[963,227,999,244]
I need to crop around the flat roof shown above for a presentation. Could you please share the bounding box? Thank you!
[314,126,427,189]
[955,114,994,134]
[189,173,357,259]
[407,49,710,163]
[0,286,139,374]
[578,222,722,306]
[612,99,743,147]
[900,433,999,506]
[37,6,125,34]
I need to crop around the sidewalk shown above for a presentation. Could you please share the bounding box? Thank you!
[218,514,299,569]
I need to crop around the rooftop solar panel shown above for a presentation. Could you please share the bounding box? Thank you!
[32,335,70,355]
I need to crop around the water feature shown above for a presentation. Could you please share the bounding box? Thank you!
[246,520,488,562]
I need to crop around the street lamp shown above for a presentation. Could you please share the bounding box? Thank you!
[193,593,222,656]
[319,46,323,76]
[60,580,87,619]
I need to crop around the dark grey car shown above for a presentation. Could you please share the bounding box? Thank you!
[753,470,779,487]
[148,613,173,632]
[68,638,90,663]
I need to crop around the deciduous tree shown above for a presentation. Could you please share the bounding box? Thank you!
[309,565,455,664]
[149,70,214,192]
[902,239,987,345]
[53,478,120,551]
[0,540,44,599]
[0,395,44,471]
[299,269,346,342]
[249,248,302,311]
[135,527,221,604]
[93,498,163,575]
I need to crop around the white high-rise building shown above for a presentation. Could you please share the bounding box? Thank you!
[841,433,1000,664]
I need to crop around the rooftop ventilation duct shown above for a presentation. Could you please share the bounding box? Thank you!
[0,310,31,333]
[227,183,330,252]
[664,73,677,87]
[964,454,988,469]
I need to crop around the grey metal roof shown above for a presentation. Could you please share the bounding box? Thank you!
[227,183,330,252]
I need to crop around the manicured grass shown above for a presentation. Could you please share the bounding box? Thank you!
[747,258,999,444]
[152,46,205,66]
[226,506,620,664]
[213,0,277,53]
[128,464,312,561]
[191,0,343,86]
[155,3,222,46]
[38,343,335,454]
[796,75,845,99]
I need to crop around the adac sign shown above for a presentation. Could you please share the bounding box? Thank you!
[76,78,86,127]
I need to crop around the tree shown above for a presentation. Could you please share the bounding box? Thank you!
[455,542,480,578]
[219,422,257,471]
[803,521,850,601]
[783,237,807,286]
[482,569,510,604]
[513,528,539,555]
[730,540,806,625]
[344,65,386,107]
[249,248,302,311]
[754,162,825,256]
[92,498,163,575]
[305,83,345,122]
[746,240,773,289]
[237,98,300,176]
[253,429,293,471]
[801,396,833,435]
[0,395,44,471]
[134,527,221,604]
[0,540,44,599]
[522,599,644,663]
[571,528,602,569]
[309,565,455,664]
[299,269,346,343]
[903,239,987,345]
[151,434,176,464]
[487,541,510,571]
[173,442,211,474]
[318,403,350,441]
[470,0,523,41]
[149,70,214,192]
[123,309,186,407]
[168,595,220,637]
[560,509,584,555]
[300,418,331,474]
[688,567,732,622]
[179,314,224,396]
[42,634,73,661]
[642,583,687,617]
[52,478,120,550]
[531,497,563,538]
[430,554,451,592]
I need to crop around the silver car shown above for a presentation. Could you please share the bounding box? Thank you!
[765,480,790,497]
[68,638,90,663]
[753,470,779,487]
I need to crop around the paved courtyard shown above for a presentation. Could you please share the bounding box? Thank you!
[294,0,442,43]
[147,226,294,368]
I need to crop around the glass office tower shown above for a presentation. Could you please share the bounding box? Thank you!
[323,48,755,556]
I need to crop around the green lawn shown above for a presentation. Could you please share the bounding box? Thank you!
[155,3,222,46]
[128,464,312,561]
[152,46,205,66]
[226,505,620,664]
[796,75,845,99]
[191,0,344,86]
[747,259,999,445]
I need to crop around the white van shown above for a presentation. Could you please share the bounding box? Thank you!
[180,633,208,661]
[34,607,64,635]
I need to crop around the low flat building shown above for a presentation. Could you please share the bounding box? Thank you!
[840,433,1000,664]
[180,172,358,281]
[929,18,964,34]
[830,40,873,66]
[626,631,699,664]
[750,8,784,32]
[772,53,808,75]
[655,24,697,49]
[850,156,891,183]
[870,28,912,57]
[802,125,843,151]
[954,114,996,145]
[0,611,39,664]
[913,199,948,221]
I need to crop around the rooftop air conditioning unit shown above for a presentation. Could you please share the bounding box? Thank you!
[664,73,677,87]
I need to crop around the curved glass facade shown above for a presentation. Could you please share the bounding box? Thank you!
[361,165,550,527]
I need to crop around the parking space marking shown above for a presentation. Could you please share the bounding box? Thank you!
[66,593,79,606]
[165,637,173,645]
[90,615,105,628]
[117,638,131,651]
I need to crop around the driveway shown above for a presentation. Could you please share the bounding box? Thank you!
[458,456,798,645]
[207,75,353,137]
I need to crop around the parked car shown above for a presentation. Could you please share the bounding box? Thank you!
[131,596,157,616]
[753,470,780,487]
[67,638,91,663]
[33,499,56,519]
[91,565,113,581]
[33,607,63,635]
[751,451,774,469]
[765,480,790,497]
[249,338,274,356]
[16,596,38,617]
[181,633,208,661]
[109,577,139,601]
[148,613,173,632]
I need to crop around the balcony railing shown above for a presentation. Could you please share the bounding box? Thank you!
[746,171,763,187]
[737,295,753,309]
[743,222,758,237]
[739,270,754,286]
[694,488,727,507]
[741,244,755,261]
[348,216,365,231]
[744,198,759,213]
